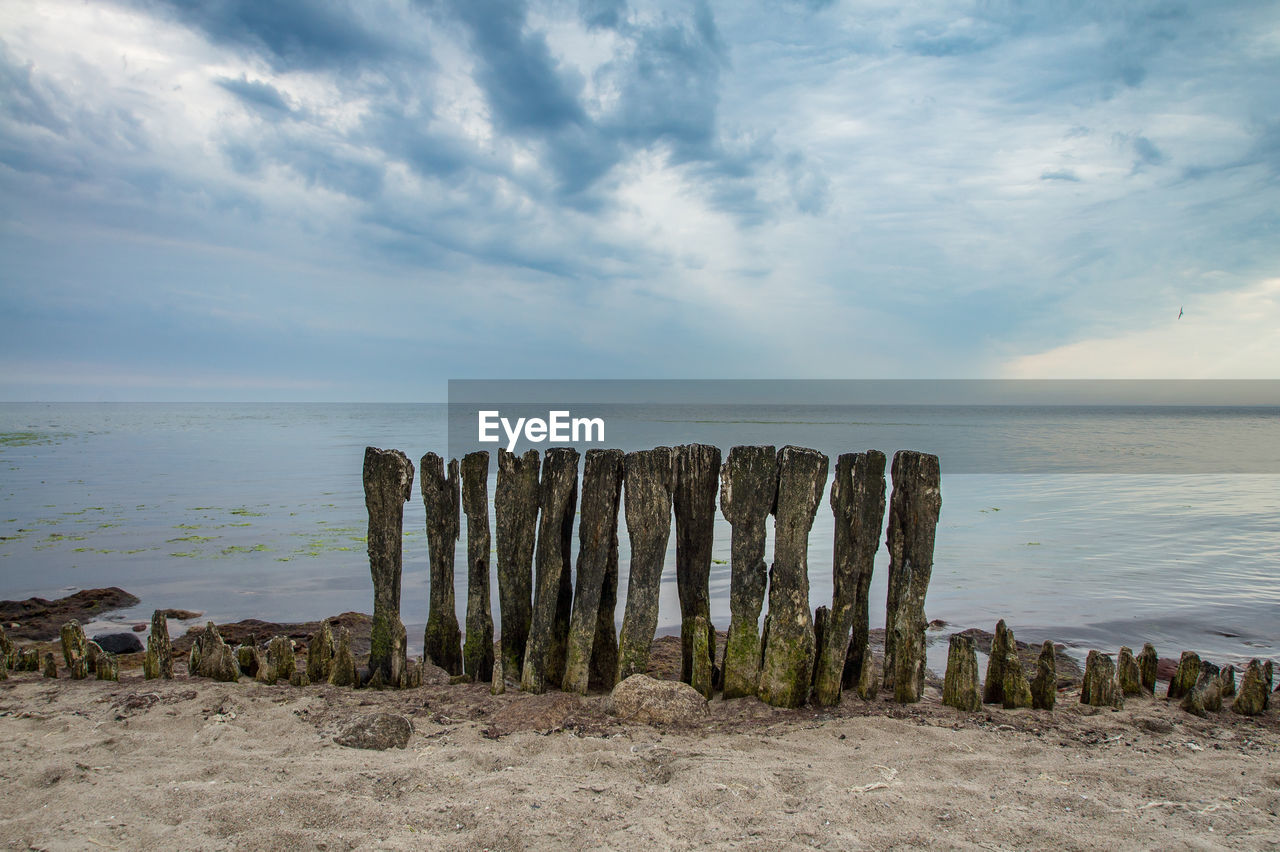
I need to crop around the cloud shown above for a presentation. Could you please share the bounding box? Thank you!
[215,75,294,115]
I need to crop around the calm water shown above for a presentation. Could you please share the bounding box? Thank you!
[0,403,1276,668]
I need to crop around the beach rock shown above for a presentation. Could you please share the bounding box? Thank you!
[1117,646,1143,696]
[238,644,261,679]
[365,446,414,685]
[521,448,579,694]
[60,622,90,679]
[617,448,675,680]
[719,445,777,700]
[1181,661,1222,717]
[1000,628,1033,710]
[145,610,173,680]
[759,446,827,709]
[494,448,540,682]
[0,588,140,641]
[563,449,624,695]
[1031,640,1056,710]
[983,620,1011,705]
[673,444,721,687]
[328,627,357,688]
[1166,651,1201,700]
[816,451,886,705]
[1137,643,1158,694]
[93,632,143,655]
[306,621,335,683]
[461,451,496,685]
[95,653,118,681]
[1231,660,1268,716]
[490,657,506,695]
[1219,665,1236,698]
[942,633,981,711]
[690,615,713,699]
[334,713,413,750]
[883,451,942,703]
[609,674,710,726]
[43,652,56,678]
[188,622,239,682]
[1080,651,1120,708]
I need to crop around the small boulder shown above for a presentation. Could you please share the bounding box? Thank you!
[609,674,710,726]
[93,633,144,655]
[334,714,413,750]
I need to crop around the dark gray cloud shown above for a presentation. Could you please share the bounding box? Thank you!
[215,76,294,115]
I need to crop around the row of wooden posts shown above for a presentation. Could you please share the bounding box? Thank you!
[362,444,942,709]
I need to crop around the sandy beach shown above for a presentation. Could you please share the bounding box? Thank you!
[2,647,1278,851]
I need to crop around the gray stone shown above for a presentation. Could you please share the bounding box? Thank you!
[816,451,886,705]
[1137,643,1158,694]
[462,451,496,685]
[942,633,981,712]
[609,674,710,726]
[673,444,721,687]
[420,452,462,677]
[758,446,828,709]
[617,448,675,680]
[1166,651,1200,700]
[563,449,625,695]
[521,447,579,694]
[93,632,143,654]
[718,445,777,700]
[364,446,414,684]
[494,448,540,683]
[883,451,942,703]
[1081,650,1120,708]
[334,713,413,750]
[1031,640,1056,710]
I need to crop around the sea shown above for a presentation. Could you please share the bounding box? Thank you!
[1,401,1277,670]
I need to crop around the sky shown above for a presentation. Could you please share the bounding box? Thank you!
[1,0,1278,401]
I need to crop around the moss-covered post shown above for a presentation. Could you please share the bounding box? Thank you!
[758,445,828,708]
[883,450,942,703]
[1137,643,1158,694]
[983,619,1010,704]
[942,633,981,711]
[616,448,675,680]
[495,448,539,680]
[461,451,495,683]
[520,447,579,694]
[60,622,89,680]
[306,621,335,683]
[1081,650,1121,708]
[563,449,624,694]
[1031,640,1056,710]
[719,445,777,699]
[145,609,172,680]
[421,452,463,676]
[364,447,414,685]
[1117,646,1142,696]
[328,626,357,687]
[815,451,886,706]
[1166,651,1201,700]
[673,443,721,686]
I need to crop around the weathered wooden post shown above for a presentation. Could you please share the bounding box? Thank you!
[1031,640,1056,710]
[364,447,414,685]
[328,626,357,687]
[144,609,172,680]
[462,451,495,683]
[1232,659,1268,715]
[883,450,942,703]
[1181,660,1222,716]
[814,450,886,706]
[673,444,721,686]
[758,445,828,708]
[1081,650,1121,708]
[1137,643,1158,694]
[495,448,539,680]
[942,633,981,711]
[306,621,335,683]
[563,449,624,694]
[616,448,675,679]
[719,445,777,699]
[1117,646,1142,695]
[421,452,463,676]
[1166,651,1200,700]
[520,447,579,694]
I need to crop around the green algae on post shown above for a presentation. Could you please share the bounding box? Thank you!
[718,445,777,700]
[420,452,463,678]
[616,447,675,681]
[462,451,495,684]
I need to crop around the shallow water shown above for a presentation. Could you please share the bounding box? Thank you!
[1,402,1276,667]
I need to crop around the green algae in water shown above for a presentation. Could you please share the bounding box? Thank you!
[0,431,72,448]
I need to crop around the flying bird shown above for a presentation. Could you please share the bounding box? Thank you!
[1178,305,1183,319]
